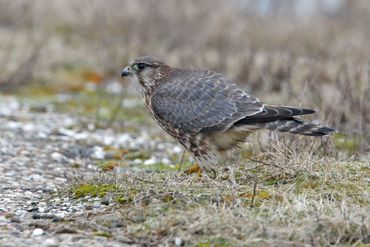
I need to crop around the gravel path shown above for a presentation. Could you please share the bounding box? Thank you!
[0,96,180,247]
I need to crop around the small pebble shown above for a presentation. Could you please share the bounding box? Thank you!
[133,159,142,164]
[32,213,42,219]
[173,146,183,153]
[42,238,57,247]
[51,152,64,162]
[10,216,21,223]
[101,198,110,206]
[175,237,182,246]
[144,157,157,165]
[91,146,106,159]
[54,211,67,219]
[32,228,43,236]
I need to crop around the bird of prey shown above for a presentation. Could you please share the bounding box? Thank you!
[121,56,335,173]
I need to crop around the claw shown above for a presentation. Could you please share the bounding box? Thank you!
[184,163,202,177]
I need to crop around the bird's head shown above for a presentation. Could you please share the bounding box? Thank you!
[121,56,170,90]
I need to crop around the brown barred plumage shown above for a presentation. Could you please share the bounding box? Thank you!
[121,56,336,172]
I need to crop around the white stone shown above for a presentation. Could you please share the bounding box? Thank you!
[22,123,35,132]
[157,143,165,150]
[29,174,43,181]
[74,132,88,140]
[87,123,95,130]
[62,117,75,127]
[42,238,57,247]
[51,152,64,162]
[133,159,142,165]
[54,212,67,218]
[144,157,157,166]
[103,135,114,145]
[52,198,61,203]
[175,237,182,246]
[6,121,21,129]
[37,132,48,138]
[58,128,76,137]
[24,191,33,196]
[161,158,171,165]
[91,146,105,159]
[32,228,43,236]
[173,146,183,154]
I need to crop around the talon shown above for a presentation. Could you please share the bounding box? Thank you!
[184,163,202,177]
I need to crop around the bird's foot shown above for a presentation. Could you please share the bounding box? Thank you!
[184,163,202,177]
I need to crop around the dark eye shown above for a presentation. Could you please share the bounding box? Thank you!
[136,63,148,70]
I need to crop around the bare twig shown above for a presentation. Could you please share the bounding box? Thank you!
[178,149,186,170]
[107,88,126,128]
[246,157,284,170]
[250,180,257,208]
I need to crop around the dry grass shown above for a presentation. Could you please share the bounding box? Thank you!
[63,150,369,246]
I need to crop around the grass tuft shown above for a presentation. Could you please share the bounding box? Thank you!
[72,183,119,198]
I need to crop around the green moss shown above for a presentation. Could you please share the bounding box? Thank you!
[333,133,361,154]
[161,193,174,203]
[70,162,81,169]
[265,177,280,186]
[197,237,231,247]
[72,183,119,198]
[125,151,151,160]
[94,231,112,238]
[115,195,133,204]
[97,160,119,172]
[359,165,370,173]
[115,196,128,204]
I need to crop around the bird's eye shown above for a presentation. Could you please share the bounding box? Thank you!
[134,63,148,70]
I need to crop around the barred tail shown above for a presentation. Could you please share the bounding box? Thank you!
[254,118,336,136]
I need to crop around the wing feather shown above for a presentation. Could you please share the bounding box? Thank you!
[234,105,316,125]
[151,69,263,134]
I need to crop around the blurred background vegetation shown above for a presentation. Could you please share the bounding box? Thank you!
[0,0,369,157]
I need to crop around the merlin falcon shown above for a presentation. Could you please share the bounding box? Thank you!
[121,56,335,173]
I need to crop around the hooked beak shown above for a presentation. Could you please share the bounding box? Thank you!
[121,66,132,77]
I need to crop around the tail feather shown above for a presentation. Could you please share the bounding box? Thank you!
[254,118,336,136]
[234,105,336,136]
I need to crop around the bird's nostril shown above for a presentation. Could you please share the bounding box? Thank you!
[121,67,131,77]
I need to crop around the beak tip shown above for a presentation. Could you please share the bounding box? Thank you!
[121,67,131,77]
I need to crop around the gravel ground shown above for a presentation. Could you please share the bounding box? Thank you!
[0,96,180,247]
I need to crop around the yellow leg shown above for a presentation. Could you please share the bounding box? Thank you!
[184,163,202,177]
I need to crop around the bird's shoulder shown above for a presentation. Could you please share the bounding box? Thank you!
[154,68,243,98]
[169,68,235,86]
